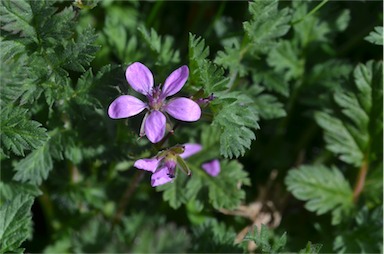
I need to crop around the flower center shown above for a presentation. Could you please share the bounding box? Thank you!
[148,86,164,111]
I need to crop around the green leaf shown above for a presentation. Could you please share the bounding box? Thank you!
[285,165,354,225]
[138,25,180,66]
[244,0,291,54]
[186,159,250,210]
[333,206,382,253]
[60,27,99,72]
[315,61,383,167]
[0,106,48,156]
[292,1,350,46]
[251,86,286,120]
[267,40,304,82]
[242,224,287,253]
[212,93,259,158]
[0,194,34,253]
[188,34,229,94]
[315,111,364,166]
[364,26,383,45]
[0,181,41,206]
[190,219,241,252]
[299,241,323,254]
[157,173,188,209]
[0,0,36,39]
[206,160,250,209]
[13,138,53,185]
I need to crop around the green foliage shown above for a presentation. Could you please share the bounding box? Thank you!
[299,241,323,254]
[333,206,383,253]
[13,139,53,185]
[0,106,48,156]
[159,158,250,210]
[0,0,36,38]
[244,0,291,54]
[267,40,304,82]
[285,165,354,225]
[242,224,287,253]
[315,61,383,167]
[0,194,34,253]
[190,219,241,252]
[188,34,228,94]
[212,99,259,158]
[188,34,260,158]
[138,25,180,66]
[365,26,383,45]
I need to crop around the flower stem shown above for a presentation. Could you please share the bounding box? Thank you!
[353,158,368,203]
[111,170,145,229]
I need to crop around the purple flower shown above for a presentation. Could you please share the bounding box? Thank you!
[202,159,221,177]
[108,62,201,143]
[134,143,221,187]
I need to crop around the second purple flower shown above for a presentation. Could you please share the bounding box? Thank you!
[108,62,201,143]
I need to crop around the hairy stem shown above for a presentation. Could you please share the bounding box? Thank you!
[353,159,368,203]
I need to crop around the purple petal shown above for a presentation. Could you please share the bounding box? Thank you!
[134,158,159,173]
[165,98,201,122]
[126,62,154,95]
[180,143,202,159]
[144,110,166,143]
[108,95,146,119]
[202,160,220,177]
[161,65,189,98]
[151,167,173,187]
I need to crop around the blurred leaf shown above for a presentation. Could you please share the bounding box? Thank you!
[158,172,188,209]
[267,40,304,82]
[299,241,323,254]
[0,181,41,206]
[204,160,250,209]
[13,138,53,185]
[242,224,287,253]
[0,106,48,156]
[244,0,291,54]
[138,25,180,66]
[315,61,383,167]
[333,206,383,253]
[285,164,353,225]
[364,26,383,45]
[0,194,34,253]
[190,219,241,252]
[0,0,36,39]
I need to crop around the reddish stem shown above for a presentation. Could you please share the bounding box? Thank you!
[353,159,368,203]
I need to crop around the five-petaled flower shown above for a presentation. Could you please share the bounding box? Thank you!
[108,62,201,143]
[134,143,221,187]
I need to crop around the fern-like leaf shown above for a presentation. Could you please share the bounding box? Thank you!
[0,106,48,156]
[0,194,34,253]
[13,139,53,185]
[285,164,353,225]
[244,0,291,54]
[364,26,382,45]
[315,61,383,166]
[0,0,36,39]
